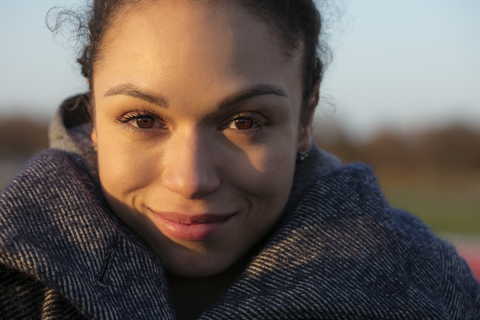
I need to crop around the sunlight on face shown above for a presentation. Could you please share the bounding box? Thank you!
[91,0,313,276]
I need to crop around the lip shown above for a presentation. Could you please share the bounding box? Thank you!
[150,210,235,241]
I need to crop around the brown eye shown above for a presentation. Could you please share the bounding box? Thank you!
[136,117,154,128]
[234,119,253,130]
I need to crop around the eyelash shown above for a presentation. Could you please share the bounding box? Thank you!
[114,109,269,134]
[226,112,268,131]
[115,109,164,133]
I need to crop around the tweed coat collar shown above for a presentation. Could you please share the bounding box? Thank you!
[1,148,468,319]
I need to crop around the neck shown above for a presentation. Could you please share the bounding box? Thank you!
[166,241,263,320]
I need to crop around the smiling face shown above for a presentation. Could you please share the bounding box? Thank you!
[90,0,316,277]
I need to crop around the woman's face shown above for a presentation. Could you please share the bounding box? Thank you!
[91,0,315,276]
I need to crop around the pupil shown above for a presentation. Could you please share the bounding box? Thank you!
[235,119,252,129]
[137,118,154,128]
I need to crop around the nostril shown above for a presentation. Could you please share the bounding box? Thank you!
[161,159,221,199]
[161,132,221,199]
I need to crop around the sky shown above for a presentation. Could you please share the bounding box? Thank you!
[1,0,479,141]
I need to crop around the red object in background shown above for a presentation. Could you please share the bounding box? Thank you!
[455,244,480,282]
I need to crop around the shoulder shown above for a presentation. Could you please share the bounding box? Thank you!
[302,163,477,286]
[0,264,87,319]
[0,149,100,318]
[1,148,95,201]
[309,163,480,318]
[0,148,135,277]
[0,148,112,281]
[0,149,175,318]
[232,163,480,319]
[0,149,108,256]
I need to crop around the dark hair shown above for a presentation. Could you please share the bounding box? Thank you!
[59,0,329,124]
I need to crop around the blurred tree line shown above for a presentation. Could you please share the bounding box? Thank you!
[315,124,480,172]
[0,118,49,189]
[314,121,480,192]
[0,118,49,158]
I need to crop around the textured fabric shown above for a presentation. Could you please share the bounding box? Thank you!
[1,149,479,319]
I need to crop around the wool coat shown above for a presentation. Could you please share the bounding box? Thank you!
[1,96,479,319]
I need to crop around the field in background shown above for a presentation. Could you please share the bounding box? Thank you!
[386,186,480,234]
[0,117,49,191]
[314,121,480,235]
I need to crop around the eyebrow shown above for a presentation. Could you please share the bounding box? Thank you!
[217,84,288,110]
[104,84,168,107]
[103,83,287,109]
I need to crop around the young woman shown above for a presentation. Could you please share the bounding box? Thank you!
[1,0,479,319]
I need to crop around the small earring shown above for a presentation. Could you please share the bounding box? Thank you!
[297,150,309,162]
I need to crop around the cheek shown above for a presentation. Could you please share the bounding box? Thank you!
[229,142,296,206]
[95,131,161,200]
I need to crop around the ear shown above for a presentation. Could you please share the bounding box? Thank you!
[87,85,97,149]
[90,125,98,149]
[297,81,320,152]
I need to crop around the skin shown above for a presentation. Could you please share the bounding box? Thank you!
[90,0,318,280]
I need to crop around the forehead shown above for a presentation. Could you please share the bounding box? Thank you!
[95,0,304,107]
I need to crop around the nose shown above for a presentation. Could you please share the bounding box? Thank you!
[161,128,221,199]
